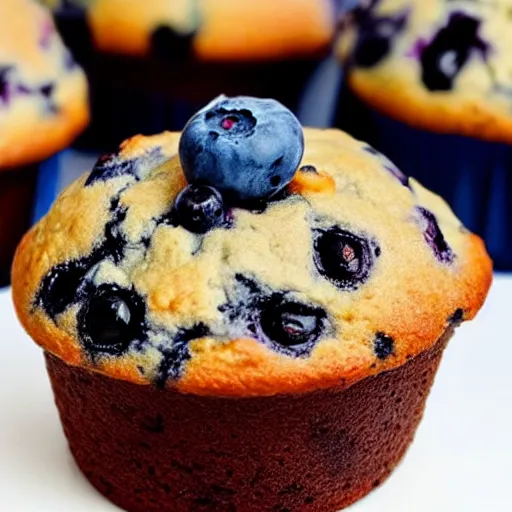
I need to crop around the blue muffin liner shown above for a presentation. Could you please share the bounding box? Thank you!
[336,87,512,270]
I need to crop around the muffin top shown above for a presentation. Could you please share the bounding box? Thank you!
[0,0,88,170]
[12,96,492,397]
[338,0,512,143]
[42,0,335,60]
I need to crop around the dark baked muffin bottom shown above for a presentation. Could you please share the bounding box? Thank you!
[44,328,452,512]
[0,166,37,287]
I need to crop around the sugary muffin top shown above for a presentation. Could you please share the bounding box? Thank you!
[42,0,335,60]
[338,0,512,143]
[13,96,492,397]
[0,0,88,170]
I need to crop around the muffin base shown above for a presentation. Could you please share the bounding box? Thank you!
[0,166,38,287]
[45,329,452,512]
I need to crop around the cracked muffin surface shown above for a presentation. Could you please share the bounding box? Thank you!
[338,0,512,142]
[12,106,491,396]
[0,0,88,169]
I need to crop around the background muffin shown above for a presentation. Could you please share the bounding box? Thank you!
[336,0,512,269]
[0,0,88,287]
[40,0,336,149]
[13,97,491,511]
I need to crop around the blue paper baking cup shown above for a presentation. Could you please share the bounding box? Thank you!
[336,86,512,270]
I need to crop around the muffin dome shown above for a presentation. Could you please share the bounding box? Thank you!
[12,99,491,396]
[42,0,335,60]
[338,0,512,142]
[0,0,88,169]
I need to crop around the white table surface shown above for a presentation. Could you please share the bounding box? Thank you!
[1,276,511,511]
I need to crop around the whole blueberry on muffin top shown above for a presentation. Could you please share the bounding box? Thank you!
[12,96,491,396]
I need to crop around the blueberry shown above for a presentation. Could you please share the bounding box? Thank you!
[314,228,379,290]
[36,257,92,319]
[104,198,128,263]
[416,207,454,263]
[421,13,487,91]
[353,12,408,67]
[36,196,130,319]
[16,84,31,95]
[449,308,464,325]
[374,332,394,359]
[174,184,227,234]
[0,66,12,104]
[219,276,329,357]
[85,146,164,187]
[77,284,146,357]
[39,83,58,114]
[260,295,327,354]
[179,96,304,202]
[154,323,209,387]
[86,152,135,186]
[40,83,54,98]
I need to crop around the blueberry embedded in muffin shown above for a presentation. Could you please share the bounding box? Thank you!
[12,96,492,395]
[173,185,229,234]
[313,227,380,290]
[416,206,455,263]
[351,3,409,67]
[77,283,147,358]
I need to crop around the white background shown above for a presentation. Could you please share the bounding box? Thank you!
[1,276,511,511]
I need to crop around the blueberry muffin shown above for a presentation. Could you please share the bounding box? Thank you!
[0,0,88,286]
[336,0,512,269]
[40,0,336,148]
[13,96,491,512]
